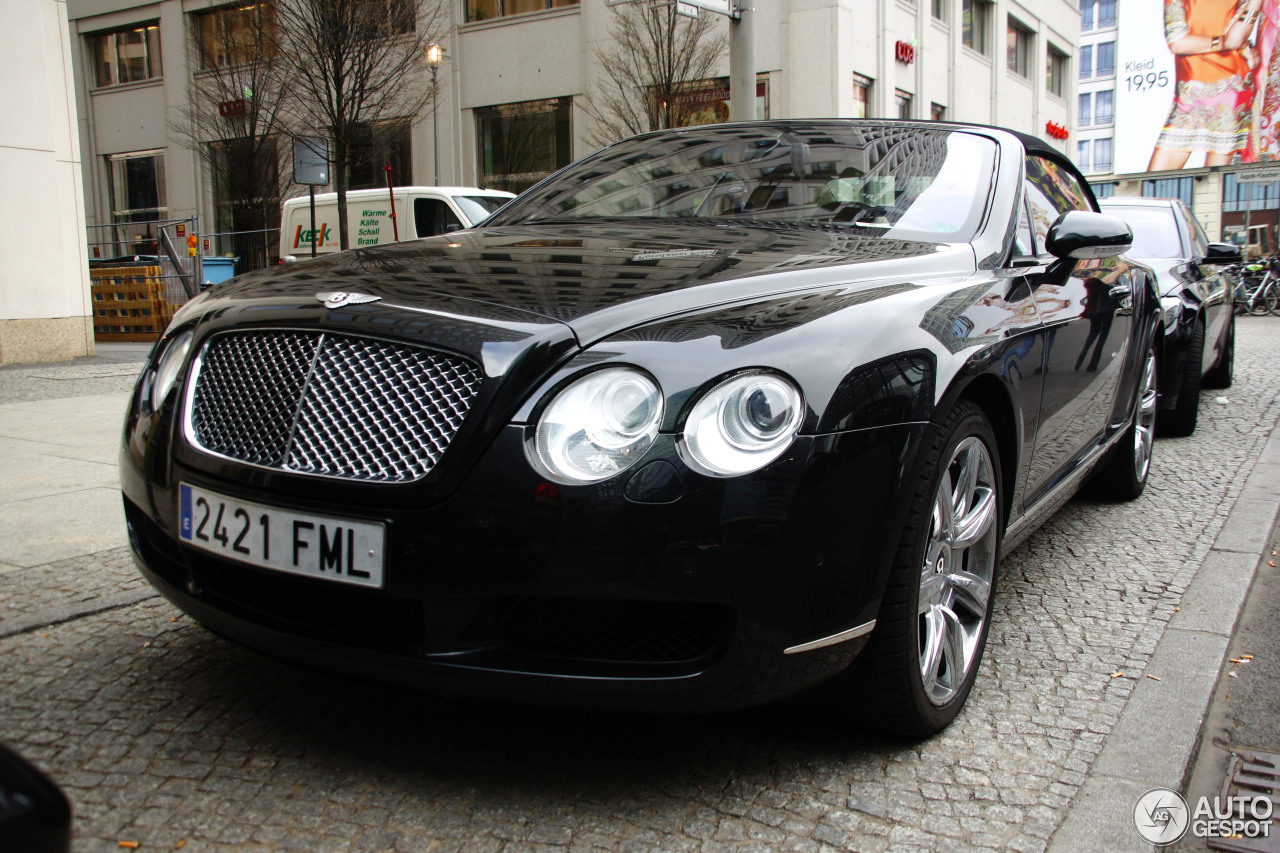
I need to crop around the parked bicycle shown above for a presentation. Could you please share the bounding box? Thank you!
[1233,256,1280,316]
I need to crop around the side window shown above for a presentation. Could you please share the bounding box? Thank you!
[1014,195,1035,257]
[1180,205,1209,258]
[414,198,462,237]
[1024,155,1094,253]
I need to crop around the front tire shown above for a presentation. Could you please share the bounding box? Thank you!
[1203,313,1234,390]
[1095,345,1157,500]
[1160,321,1202,437]
[852,400,1002,736]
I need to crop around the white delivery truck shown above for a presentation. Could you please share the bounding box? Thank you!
[280,186,515,258]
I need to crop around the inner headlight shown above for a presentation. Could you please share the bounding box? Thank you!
[679,372,804,477]
[148,329,194,411]
[530,367,663,484]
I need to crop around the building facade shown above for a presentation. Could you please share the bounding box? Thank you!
[1,0,94,364]
[66,0,1081,258]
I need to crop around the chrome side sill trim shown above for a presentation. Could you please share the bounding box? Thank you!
[783,620,877,655]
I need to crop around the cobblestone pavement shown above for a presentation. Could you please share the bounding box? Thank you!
[1,322,1278,852]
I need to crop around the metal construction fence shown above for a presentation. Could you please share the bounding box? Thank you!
[200,227,280,274]
[85,219,284,341]
[86,217,203,307]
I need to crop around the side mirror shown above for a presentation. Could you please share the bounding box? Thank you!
[1045,211,1133,260]
[444,223,464,234]
[1201,242,1242,265]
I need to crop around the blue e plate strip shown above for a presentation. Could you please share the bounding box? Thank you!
[179,484,193,541]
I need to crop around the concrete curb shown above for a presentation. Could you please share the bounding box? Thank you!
[1047,423,1280,852]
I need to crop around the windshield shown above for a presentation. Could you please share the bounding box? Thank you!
[489,123,998,243]
[455,195,511,224]
[1103,205,1183,259]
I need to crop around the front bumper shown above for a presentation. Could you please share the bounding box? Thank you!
[123,422,924,713]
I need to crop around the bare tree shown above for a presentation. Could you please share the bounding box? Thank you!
[274,0,448,249]
[171,3,293,238]
[581,0,729,148]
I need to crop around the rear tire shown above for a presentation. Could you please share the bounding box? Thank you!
[1095,345,1157,500]
[1203,313,1234,390]
[840,400,1002,737]
[1160,321,1202,437]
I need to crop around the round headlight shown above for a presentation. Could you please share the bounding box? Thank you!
[149,329,194,410]
[680,372,803,477]
[530,367,663,484]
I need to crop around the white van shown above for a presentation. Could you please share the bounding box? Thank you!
[280,186,515,258]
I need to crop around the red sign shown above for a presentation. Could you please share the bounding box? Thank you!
[218,99,247,117]
[1045,121,1069,140]
[895,41,915,64]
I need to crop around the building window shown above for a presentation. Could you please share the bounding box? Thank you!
[90,23,161,87]
[210,136,280,234]
[192,3,277,70]
[1095,90,1114,125]
[108,151,167,224]
[931,102,946,121]
[1080,45,1093,79]
[932,0,947,21]
[1094,138,1113,172]
[1081,0,1117,30]
[1076,140,1091,171]
[1007,19,1033,78]
[477,97,572,193]
[1096,41,1116,77]
[1143,176,1194,208]
[896,90,913,119]
[1223,173,1280,211]
[1098,0,1117,28]
[963,0,992,55]
[1078,93,1092,127]
[1047,46,1068,97]
[347,120,412,190]
[1092,181,1117,198]
[467,0,577,23]
[852,73,872,118]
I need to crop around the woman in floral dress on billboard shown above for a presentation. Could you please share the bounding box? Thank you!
[1148,0,1264,170]
[1248,0,1280,160]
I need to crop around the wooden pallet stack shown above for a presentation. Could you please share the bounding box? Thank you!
[89,265,175,342]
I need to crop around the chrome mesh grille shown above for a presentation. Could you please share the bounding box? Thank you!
[189,331,482,482]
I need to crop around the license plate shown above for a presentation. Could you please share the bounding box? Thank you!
[178,484,385,588]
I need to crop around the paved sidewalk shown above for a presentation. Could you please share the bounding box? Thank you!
[1,328,1278,852]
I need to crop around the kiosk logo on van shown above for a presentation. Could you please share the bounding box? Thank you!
[293,223,331,248]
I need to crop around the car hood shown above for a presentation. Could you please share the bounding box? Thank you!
[201,221,975,347]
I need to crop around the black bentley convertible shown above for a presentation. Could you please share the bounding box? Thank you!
[122,121,1159,735]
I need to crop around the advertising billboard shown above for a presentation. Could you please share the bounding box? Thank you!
[1114,0,1279,173]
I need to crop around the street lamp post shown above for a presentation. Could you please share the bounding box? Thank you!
[426,43,445,187]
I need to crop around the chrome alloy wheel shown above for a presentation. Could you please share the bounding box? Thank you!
[918,436,999,706]
[1132,350,1158,483]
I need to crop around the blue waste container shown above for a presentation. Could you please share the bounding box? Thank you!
[202,257,237,288]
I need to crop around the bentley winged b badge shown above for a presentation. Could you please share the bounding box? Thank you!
[316,292,381,309]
